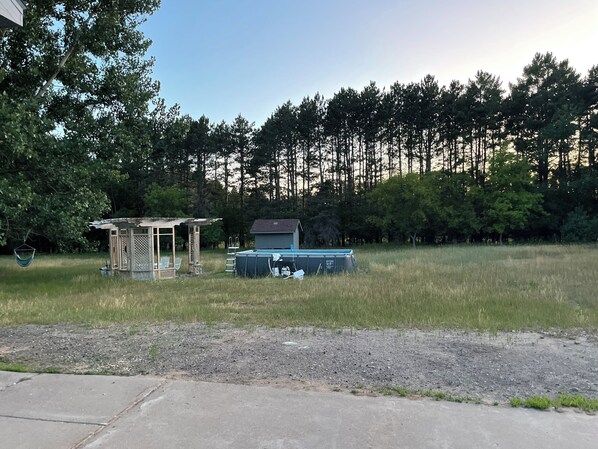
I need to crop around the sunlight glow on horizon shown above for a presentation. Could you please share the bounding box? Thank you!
[142,0,598,125]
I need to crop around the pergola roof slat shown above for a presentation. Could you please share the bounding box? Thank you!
[90,217,221,229]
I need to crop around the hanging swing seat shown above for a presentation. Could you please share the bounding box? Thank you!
[14,243,36,268]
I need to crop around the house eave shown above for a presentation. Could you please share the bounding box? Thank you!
[0,0,26,29]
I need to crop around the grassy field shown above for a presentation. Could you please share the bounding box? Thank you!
[0,244,597,330]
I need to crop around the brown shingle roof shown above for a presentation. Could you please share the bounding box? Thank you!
[250,219,301,234]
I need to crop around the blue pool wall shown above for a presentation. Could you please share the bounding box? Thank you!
[235,249,356,277]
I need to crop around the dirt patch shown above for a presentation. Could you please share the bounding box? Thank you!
[0,346,12,356]
[1,323,597,403]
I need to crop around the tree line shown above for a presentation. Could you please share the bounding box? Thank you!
[1,2,596,251]
[125,54,597,247]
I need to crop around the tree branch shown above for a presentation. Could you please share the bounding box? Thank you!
[34,0,105,99]
[34,31,81,99]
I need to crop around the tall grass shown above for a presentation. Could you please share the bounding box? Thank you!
[0,245,597,330]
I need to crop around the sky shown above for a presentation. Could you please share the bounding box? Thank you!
[141,0,598,126]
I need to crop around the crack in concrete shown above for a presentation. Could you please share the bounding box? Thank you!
[0,373,38,392]
[70,380,168,449]
[0,413,105,426]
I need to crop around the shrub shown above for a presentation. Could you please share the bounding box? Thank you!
[560,207,598,242]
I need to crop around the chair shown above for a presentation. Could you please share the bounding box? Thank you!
[174,257,182,271]
[284,269,304,280]
[159,256,170,269]
[14,243,35,268]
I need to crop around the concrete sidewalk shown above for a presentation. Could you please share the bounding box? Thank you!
[0,371,596,449]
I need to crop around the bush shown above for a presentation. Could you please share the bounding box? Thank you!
[560,207,598,242]
[510,396,551,410]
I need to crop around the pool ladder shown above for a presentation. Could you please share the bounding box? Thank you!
[225,237,239,274]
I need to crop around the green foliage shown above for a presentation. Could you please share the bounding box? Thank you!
[511,394,598,412]
[200,221,225,248]
[0,0,160,250]
[304,181,341,247]
[0,359,31,373]
[436,173,481,241]
[509,396,552,410]
[144,183,187,217]
[388,386,410,397]
[556,394,598,412]
[379,386,484,404]
[569,167,598,216]
[368,169,538,245]
[507,52,581,185]
[483,149,543,242]
[0,97,45,245]
[0,358,61,374]
[150,344,158,362]
[560,207,598,242]
[369,173,440,246]
[305,210,341,247]
[0,95,110,249]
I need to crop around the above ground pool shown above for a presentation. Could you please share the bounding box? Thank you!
[235,249,356,277]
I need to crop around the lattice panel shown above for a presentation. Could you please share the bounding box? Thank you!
[120,235,130,270]
[189,233,194,260]
[110,235,119,268]
[132,234,151,271]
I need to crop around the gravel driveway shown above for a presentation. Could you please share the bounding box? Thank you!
[1,324,597,403]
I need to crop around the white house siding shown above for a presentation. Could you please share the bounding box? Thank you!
[0,0,25,28]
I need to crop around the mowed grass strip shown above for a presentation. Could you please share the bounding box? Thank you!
[0,245,597,329]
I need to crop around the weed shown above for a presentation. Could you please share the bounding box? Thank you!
[525,396,552,410]
[0,361,31,373]
[150,344,158,362]
[510,397,526,408]
[391,386,410,397]
[0,360,63,374]
[431,390,446,401]
[510,395,554,411]
[378,386,483,405]
[556,394,598,413]
[81,369,123,376]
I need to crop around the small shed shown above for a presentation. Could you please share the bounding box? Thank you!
[250,219,301,250]
[90,217,220,280]
[0,0,26,29]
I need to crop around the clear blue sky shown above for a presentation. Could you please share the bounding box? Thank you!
[141,0,598,126]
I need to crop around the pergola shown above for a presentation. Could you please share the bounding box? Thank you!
[90,217,221,280]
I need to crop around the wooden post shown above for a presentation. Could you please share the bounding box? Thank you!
[188,224,201,275]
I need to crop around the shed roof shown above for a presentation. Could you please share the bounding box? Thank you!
[250,219,301,234]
